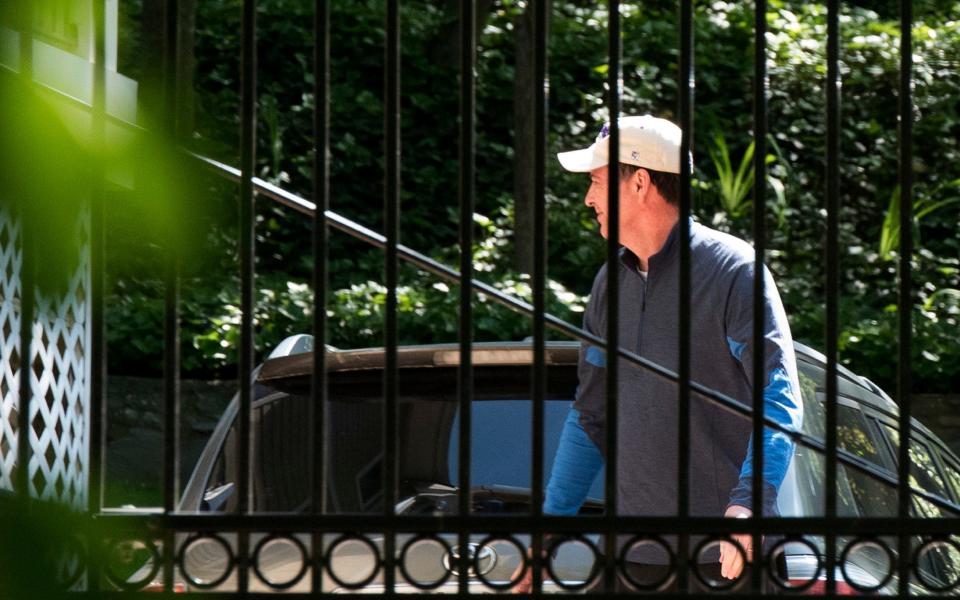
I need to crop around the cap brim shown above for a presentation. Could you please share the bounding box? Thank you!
[557,145,606,172]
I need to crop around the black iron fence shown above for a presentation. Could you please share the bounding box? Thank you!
[7,0,959,597]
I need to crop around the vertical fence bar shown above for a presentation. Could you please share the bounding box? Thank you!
[311,0,330,593]
[383,0,400,593]
[896,0,914,595]
[676,0,693,593]
[531,0,548,594]
[15,0,34,505]
[604,0,620,593]
[162,1,182,592]
[457,0,475,593]
[751,0,768,591]
[238,0,257,591]
[824,0,841,594]
[87,0,108,591]
[160,0,180,505]
[90,0,107,515]
[15,228,33,504]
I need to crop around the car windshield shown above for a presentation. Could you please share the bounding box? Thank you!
[202,365,591,514]
[447,399,605,500]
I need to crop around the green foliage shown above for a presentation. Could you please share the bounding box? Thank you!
[323,210,588,349]
[880,184,960,260]
[104,0,960,394]
[705,133,786,225]
[752,2,960,393]
[709,134,758,220]
[839,269,960,393]
[879,186,903,261]
[236,212,584,364]
[325,270,586,349]
[107,209,587,374]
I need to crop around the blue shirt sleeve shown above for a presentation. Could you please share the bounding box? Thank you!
[724,263,804,516]
[543,408,604,515]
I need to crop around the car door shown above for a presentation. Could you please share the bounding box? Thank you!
[870,415,960,591]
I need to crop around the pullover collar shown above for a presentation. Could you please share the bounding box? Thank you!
[619,217,695,280]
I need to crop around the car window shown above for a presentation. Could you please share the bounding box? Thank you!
[837,406,898,517]
[792,369,902,519]
[838,405,887,467]
[940,457,960,504]
[203,380,582,514]
[791,371,861,517]
[880,424,953,518]
[203,393,312,513]
[253,394,312,511]
[798,370,824,439]
[448,399,605,502]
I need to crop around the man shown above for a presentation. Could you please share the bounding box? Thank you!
[513,115,803,592]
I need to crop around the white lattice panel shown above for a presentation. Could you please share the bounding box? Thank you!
[0,209,20,492]
[0,206,90,509]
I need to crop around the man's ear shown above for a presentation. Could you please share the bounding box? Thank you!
[635,168,651,199]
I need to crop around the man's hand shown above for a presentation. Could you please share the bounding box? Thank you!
[510,549,533,594]
[718,505,754,580]
[510,547,548,594]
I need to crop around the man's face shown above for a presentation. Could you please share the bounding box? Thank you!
[584,166,640,239]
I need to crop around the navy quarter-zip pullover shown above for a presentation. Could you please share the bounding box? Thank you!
[544,219,803,560]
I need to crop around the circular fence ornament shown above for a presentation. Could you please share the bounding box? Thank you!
[839,537,894,593]
[252,534,309,590]
[543,534,601,592]
[178,533,236,590]
[913,538,960,593]
[104,537,160,591]
[398,534,452,590]
[764,536,822,592]
[617,535,675,591]
[324,534,381,590]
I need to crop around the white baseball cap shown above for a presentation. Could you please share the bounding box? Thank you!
[557,115,688,174]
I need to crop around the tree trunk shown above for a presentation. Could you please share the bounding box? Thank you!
[428,0,496,68]
[139,0,165,123]
[512,2,550,274]
[175,0,196,141]
[139,0,195,138]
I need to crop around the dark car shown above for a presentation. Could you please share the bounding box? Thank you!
[158,335,960,594]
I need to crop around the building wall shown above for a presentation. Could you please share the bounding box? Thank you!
[0,205,91,509]
[0,0,134,511]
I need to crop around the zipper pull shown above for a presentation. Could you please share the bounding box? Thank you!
[641,275,648,311]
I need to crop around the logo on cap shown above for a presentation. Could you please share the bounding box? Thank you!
[596,123,609,141]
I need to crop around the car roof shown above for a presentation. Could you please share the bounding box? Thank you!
[259,340,901,415]
[262,339,887,404]
[793,341,898,412]
[257,341,580,382]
